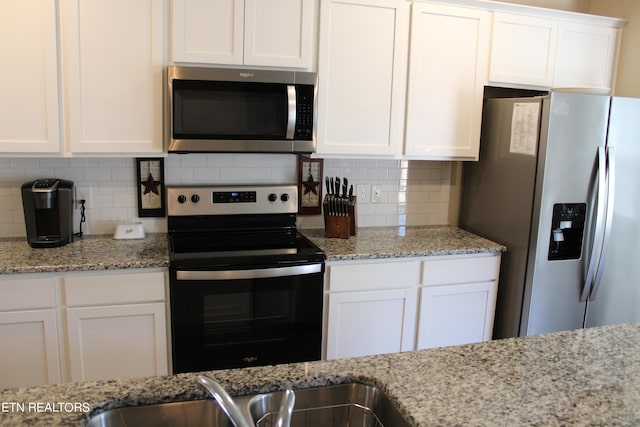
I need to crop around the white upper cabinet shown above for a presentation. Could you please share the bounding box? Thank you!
[0,0,60,153]
[0,0,166,155]
[172,0,244,65]
[316,0,409,157]
[489,13,558,88]
[489,11,621,92]
[60,0,165,154]
[172,0,315,69]
[553,22,619,91]
[244,0,315,68]
[404,3,490,160]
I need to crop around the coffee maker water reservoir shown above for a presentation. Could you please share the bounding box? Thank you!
[21,179,74,248]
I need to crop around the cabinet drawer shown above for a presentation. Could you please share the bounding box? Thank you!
[422,255,500,286]
[327,260,420,292]
[65,271,165,306]
[0,277,56,311]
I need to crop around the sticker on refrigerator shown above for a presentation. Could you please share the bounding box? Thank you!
[510,102,540,156]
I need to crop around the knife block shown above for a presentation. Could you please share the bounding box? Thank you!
[323,196,357,239]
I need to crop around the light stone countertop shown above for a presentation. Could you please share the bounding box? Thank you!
[0,234,168,274]
[1,322,640,426]
[303,226,505,261]
[0,227,503,275]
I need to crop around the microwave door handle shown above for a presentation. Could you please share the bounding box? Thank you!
[286,85,296,140]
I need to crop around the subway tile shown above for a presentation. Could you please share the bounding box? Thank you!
[180,155,208,168]
[194,167,221,182]
[0,155,453,237]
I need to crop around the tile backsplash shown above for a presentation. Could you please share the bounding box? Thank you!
[0,154,453,238]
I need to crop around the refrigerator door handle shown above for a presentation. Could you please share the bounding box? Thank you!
[589,146,615,301]
[581,146,607,302]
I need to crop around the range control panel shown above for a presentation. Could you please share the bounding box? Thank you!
[167,185,298,216]
[212,191,257,204]
[548,203,586,261]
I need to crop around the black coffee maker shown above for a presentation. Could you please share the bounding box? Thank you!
[21,179,74,248]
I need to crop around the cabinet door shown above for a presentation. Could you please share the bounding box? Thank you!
[0,309,61,389]
[0,0,60,153]
[244,0,314,68]
[66,303,168,382]
[172,0,244,64]
[489,13,558,87]
[316,0,409,156]
[553,22,619,91]
[417,281,497,350]
[326,288,417,360]
[61,0,165,154]
[405,3,489,160]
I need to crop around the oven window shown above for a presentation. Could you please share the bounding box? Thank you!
[203,287,291,347]
[173,80,287,139]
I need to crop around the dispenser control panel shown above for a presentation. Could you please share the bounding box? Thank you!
[548,203,586,260]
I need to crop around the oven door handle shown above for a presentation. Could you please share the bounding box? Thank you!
[176,263,323,281]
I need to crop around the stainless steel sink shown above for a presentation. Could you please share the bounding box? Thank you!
[85,399,235,427]
[248,383,411,427]
[85,383,412,427]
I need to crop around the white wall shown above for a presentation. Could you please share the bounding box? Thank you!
[0,155,452,238]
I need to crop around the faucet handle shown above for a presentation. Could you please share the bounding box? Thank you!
[276,388,295,427]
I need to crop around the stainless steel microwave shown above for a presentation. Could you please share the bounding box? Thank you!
[166,66,317,154]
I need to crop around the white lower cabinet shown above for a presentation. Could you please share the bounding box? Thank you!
[0,277,60,389]
[64,271,168,383]
[417,281,497,349]
[327,288,418,359]
[325,260,419,360]
[0,269,168,389]
[417,255,500,349]
[325,254,501,360]
[0,309,61,389]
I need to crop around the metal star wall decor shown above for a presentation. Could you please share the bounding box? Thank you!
[136,158,166,217]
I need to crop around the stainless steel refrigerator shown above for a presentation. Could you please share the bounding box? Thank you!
[461,91,640,339]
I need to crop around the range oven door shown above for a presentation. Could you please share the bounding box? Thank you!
[170,263,323,374]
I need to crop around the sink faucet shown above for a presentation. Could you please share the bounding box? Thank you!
[197,375,253,427]
[196,374,296,427]
[275,388,295,427]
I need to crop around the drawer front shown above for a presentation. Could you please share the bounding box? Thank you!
[327,260,420,292]
[65,270,166,306]
[422,255,500,286]
[0,276,56,310]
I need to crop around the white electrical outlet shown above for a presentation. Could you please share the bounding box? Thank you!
[356,184,370,204]
[74,186,92,209]
[371,185,383,203]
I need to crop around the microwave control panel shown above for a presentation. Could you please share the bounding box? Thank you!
[294,85,314,140]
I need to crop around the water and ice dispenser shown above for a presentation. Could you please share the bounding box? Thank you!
[548,203,586,260]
